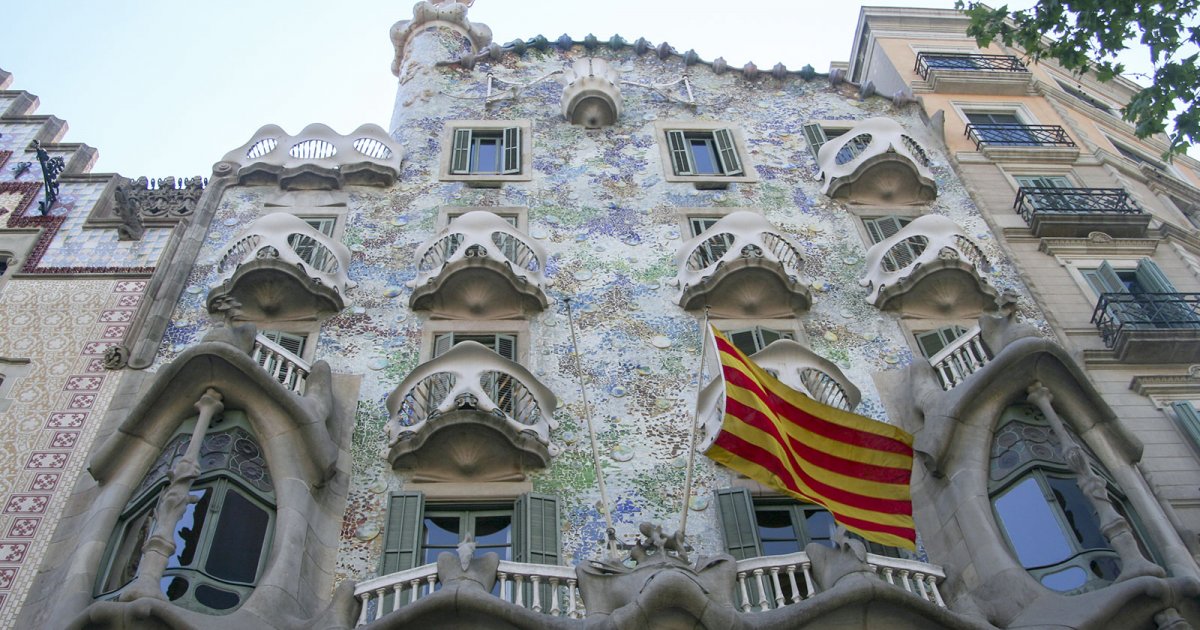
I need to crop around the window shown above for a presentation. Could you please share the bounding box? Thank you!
[863,215,925,272]
[1014,175,1072,190]
[914,325,969,359]
[965,111,1035,145]
[1054,79,1114,115]
[666,129,743,177]
[1169,401,1200,457]
[803,124,869,164]
[380,492,558,574]
[440,120,532,185]
[1083,259,1199,328]
[432,332,516,361]
[724,326,794,356]
[302,216,337,237]
[989,403,1148,593]
[687,216,734,265]
[1109,138,1168,171]
[96,412,274,613]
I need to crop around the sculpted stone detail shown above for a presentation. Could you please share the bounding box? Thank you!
[102,344,129,370]
[435,535,501,593]
[111,182,145,240]
[220,123,402,189]
[390,1,493,75]
[817,117,937,204]
[561,58,623,128]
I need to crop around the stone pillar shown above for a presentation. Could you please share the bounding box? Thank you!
[1026,382,1164,581]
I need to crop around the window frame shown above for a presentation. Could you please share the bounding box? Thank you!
[655,120,757,187]
[439,119,533,186]
[421,320,529,365]
[438,206,528,232]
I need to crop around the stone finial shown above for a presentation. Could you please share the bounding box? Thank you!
[390,1,493,76]
[806,525,874,591]
[562,58,623,128]
[112,183,145,241]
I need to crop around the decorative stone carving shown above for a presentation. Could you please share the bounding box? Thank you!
[390,1,492,75]
[207,212,355,320]
[673,211,811,317]
[561,58,622,128]
[806,526,875,592]
[859,214,997,317]
[111,182,145,240]
[384,340,558,481]
[817,117,937,204]
[408,211,548,318]
[748,339,861,411]
[435,535,501,593]
[220,123,402,190]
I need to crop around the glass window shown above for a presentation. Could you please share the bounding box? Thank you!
[665,128,744,177]
[432,332,516,361]
[421,507,513,565]
[966,111,1035,145]
[914,325,969,359]
[725,326,795,355]
[449,126,522,176]
[302,217,337,237]
[753,500,900,558]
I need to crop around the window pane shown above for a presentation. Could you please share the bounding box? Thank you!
[171,488,212,569]
[103,508,157,593]
[194,584,241,610]
[994,477,1073,568]
[729,330,760,356]
[689,138,720,174]
[472,138,500,173]
[424,515,461,547]
[804,510,836,546]
[1040,565,1088,592]
[473,515,512,547]
[204,490,270,583]
[1046,476,1108,550]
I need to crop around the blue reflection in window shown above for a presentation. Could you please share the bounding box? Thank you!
[994,477,1072,567]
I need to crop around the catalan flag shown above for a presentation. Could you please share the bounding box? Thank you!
[704,326,917,550]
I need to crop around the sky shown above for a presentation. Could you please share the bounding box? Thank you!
[0,1,1178,177]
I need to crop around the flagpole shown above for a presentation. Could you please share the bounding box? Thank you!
[564,297,620,558]
[679,307,710,536]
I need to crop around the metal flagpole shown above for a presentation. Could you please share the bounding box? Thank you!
[564,297,620,558]
[679,307,711,535]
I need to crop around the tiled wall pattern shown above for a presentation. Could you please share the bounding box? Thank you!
[0,279,146,625]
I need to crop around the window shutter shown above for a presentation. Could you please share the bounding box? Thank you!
[1090,261,1127,294]
[1134,258,1178,294]
[1171,402,1200,453]
[380,492,425,574]
[758,327,782,348]
[802,123,828,159]
[666,130,694,175]
[514,493,560,565]
[502,126,522,174]
[450,129,473,174]
[1015,175,1071,189]
[713,128,743,176]
[496,334,517,361]
[432,333,454,358]
[715,487,762,560]
[864,216,909,244]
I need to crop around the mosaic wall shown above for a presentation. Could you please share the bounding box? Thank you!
[153,33,1049,586]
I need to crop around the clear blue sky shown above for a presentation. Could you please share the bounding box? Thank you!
[0,1,1176,176]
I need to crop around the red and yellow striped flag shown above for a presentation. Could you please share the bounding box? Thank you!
[705,326,917,550]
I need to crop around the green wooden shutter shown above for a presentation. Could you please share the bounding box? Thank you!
[1089,261,1127,294]
[666,130,694,175]
[713,128,743,176]
[381,492,425,574]
[715,488,762,560]
[432,333,454,358]
[451,129,473,174]
[802,123,828,159]
[1014,175,1071,189]
[502,126,522,174]
[1171,402,1200,453]
[514,493,560,564]
[1134,258,1178,293]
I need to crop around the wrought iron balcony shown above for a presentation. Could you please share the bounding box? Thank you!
[251,333,311,394]
[674,211,810,317]
[384,341,558,479]
[859,215,997,317]
[1014,187,1148,237]
[1092,293,1200,363]
[408,211,548,318]
[816,117,936,204]
[965,124,1074,149]
[914,53,1026,80]
[208,212,355,319]
[926,325,991,391]
[351,551,947,625]
[749,340,861,411]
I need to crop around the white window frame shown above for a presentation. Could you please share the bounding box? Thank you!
[711,318,806,349]
[655,120,757,187]
[421,320,530,365]
[439,206,528,232]
[439,120,533,186]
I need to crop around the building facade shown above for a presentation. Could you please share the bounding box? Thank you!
[0,3,1198,629]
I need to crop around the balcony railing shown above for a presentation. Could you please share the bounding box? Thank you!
[1014,187,1141,223]
[926,326,991,391]
[965,124,1074,149]
[385,341,558,455]
[860,215,990,308]
[251,334,311,394]
[750,340,861,411]
[914,52,1026,80]
[1092,293,1200,348]
[352,552,946,625]
[816,117,936,204]
[216,212,354,297]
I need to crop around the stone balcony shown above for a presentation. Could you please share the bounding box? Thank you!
[1013,187,1149,238]
[218,122,403,189]
[859,215,997,318]
[384,341,558,482]
[747,339,861,411]
[673,211,810,318]
[817,118,937,205]
[207,212,355,320]
[408,211,548,319]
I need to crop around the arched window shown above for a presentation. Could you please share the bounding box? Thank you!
[989,403,1146,594]
[95,411,274,614]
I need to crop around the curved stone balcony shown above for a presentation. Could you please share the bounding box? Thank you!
[218,122,403,189]
[207,212,355,320]
[674,211,811,318]
[859,215,997,318]
[749,340,861,411]
[817,118,936,205]
[561,58,622,128]
[408,211,548,319]
[384,341,558,482]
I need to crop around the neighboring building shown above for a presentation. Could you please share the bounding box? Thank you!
[2,3,1199,629]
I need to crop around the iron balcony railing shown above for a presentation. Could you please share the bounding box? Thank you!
[964,124,1075,149]
[1091,293,1200,347]
[914,52,1027,80]
[1014,187,1142,225]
